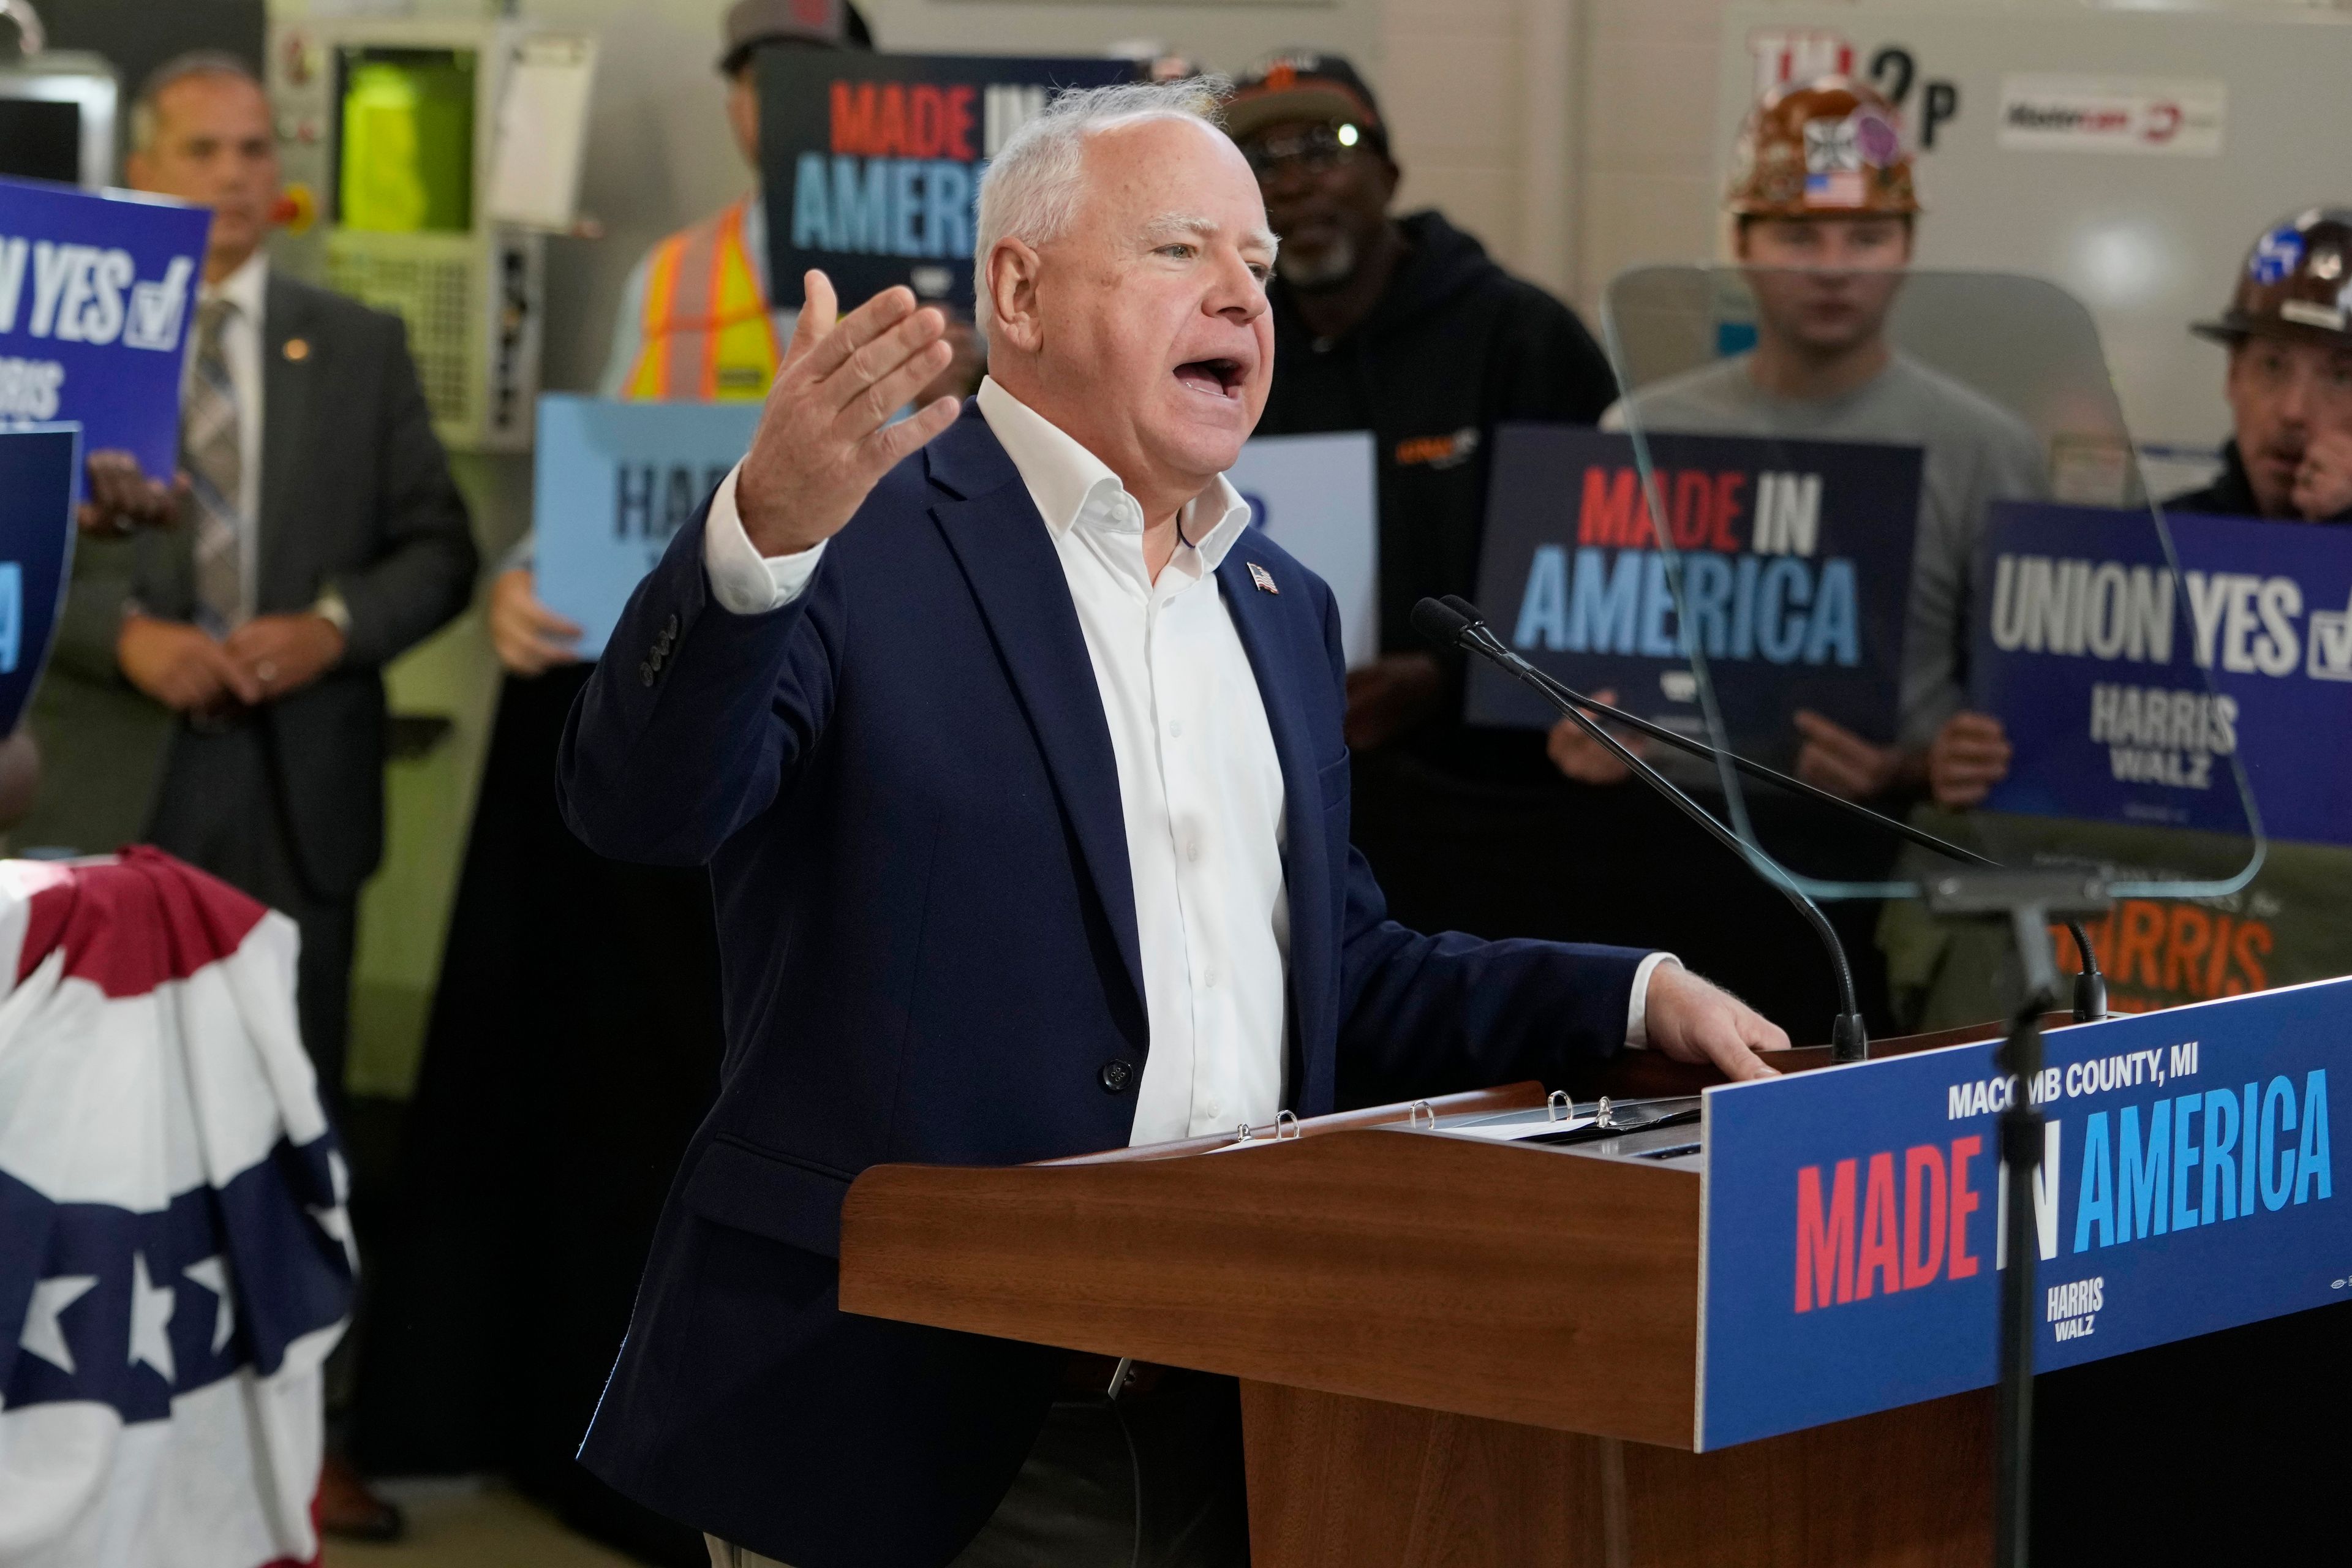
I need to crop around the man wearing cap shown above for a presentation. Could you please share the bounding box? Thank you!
[2172,208,2352,524]
[1221,51,1619,935]
[1551,77,2041,816]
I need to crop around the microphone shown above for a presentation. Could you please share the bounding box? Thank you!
[1412,596,1872,1063]
[1425,595,2109,1028]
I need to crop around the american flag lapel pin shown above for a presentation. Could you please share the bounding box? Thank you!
[1248,562,1279,595]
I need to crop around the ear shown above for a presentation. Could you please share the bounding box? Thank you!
[725,74,761,167]
[984,237,1046,354]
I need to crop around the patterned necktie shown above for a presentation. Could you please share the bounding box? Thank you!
[183,296,244,637]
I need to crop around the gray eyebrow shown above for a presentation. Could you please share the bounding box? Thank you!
[1143,211,1280,257]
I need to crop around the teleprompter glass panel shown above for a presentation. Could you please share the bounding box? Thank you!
[1562,265,2266,907]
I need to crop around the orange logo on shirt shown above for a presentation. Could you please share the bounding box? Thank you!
[1394,427,1480,470]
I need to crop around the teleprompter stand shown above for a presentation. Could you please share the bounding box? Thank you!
[1923,870,2113,1568]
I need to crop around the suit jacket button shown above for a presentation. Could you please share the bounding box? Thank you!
[664,614,680,639]
[650,648,665,671]
[639,661,655,687]
[1098,1060,1135,1094]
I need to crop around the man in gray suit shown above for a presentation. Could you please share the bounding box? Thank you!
[28,52,477,1121]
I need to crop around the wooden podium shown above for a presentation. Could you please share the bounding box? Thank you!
[839,1027,2034,1567]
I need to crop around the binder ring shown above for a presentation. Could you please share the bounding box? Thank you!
[1275,1109,1301,1140]
[1548,1090,1575,1123]
[1234,1122,1254,1143]
[1408,1101,1436,1129]
[1596,1096,1618,1130]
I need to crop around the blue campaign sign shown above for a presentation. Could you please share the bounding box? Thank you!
[1226,431,1378,668]
[534,396,764,657]
[0,424,83,734]
[1698,978,2352,1450]
[0,178,211,486]
[1972,502,2348,843]
[1466,426,1922,753]
[758,53,1133,310]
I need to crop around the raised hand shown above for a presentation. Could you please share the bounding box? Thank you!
[735,272,963,559]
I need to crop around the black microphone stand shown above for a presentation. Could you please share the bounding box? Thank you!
[1413,598,1871,1059]
[1434,597,2111,1029]
[1923,870,2113,1568]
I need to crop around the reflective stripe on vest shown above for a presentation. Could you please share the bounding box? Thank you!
[623,197,783,402]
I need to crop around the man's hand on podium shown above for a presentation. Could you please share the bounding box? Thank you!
[1642,963,1787,1081]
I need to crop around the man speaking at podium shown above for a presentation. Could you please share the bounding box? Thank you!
[559,79,1784,1568]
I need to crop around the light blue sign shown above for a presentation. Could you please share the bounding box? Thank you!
[0,178,211,488]
[1227,431,1378,668]
[0,424,82,733]
[533,396,764,657]
[1697,978,2352,1449]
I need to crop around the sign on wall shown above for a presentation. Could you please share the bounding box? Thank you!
[0,178,209,488]
[758,52,1132,312]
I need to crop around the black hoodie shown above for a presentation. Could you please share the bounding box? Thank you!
[1255,211,1618,692]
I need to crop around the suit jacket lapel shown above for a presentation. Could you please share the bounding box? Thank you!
[1213,539,1336,1102]
[924,410,1148,1030]
[257,276,318,613]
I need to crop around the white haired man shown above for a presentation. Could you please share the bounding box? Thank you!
[558,80,1785,1568]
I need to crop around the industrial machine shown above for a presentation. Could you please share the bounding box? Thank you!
[266,15,595,453]
[0,1,117,190]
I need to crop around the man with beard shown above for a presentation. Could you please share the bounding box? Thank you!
[1224,53,1619,937]
[2171,208,2352,524]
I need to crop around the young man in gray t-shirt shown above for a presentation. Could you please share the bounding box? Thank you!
[1556,76,2042,812]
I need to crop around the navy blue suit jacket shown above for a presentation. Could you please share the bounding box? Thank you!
[557,404,1649,1567]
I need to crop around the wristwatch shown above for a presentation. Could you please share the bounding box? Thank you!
[312,586,352,638]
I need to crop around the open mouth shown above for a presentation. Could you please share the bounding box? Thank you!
[1174,358,1247,399]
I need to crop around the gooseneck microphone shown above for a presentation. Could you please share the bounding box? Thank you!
[1422,595,2110,1033]
[1412,596,1872,1063]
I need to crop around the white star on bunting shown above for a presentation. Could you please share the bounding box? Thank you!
[183,1255,236,1355]
[129,1251,176,1384]
[20,1275,99,1375]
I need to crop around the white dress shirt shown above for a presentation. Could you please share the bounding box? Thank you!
[698,377,1673,1145]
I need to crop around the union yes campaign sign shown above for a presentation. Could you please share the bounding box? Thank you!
[1972,502,2352,844]
[0,178,211,486]
[0,425,80,734]
[759,53,1131,310]
[1699,978,2351,1449]
[1467,427,1921,753]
